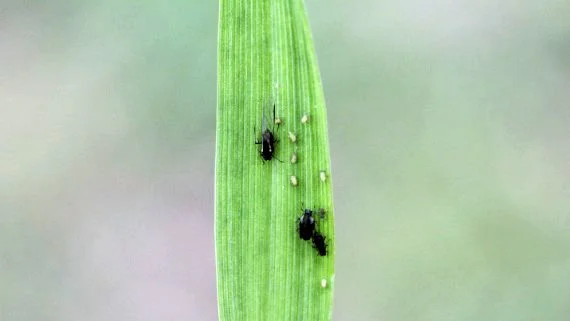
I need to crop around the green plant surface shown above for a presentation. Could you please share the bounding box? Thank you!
[215,0,335,320]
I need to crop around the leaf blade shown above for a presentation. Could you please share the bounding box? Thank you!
[216,1,335,320]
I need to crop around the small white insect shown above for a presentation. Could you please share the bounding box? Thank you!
[301,114,309,124]
[288,131,297,143]
[290,175,298,186]
[321,279,327,288]
[274,117,282,125]
[319,171,326,182]
[290,152,297,164]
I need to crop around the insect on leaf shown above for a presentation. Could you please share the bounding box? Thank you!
[215,0,336,320]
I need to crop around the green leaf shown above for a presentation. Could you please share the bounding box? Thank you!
[215,0,335,320]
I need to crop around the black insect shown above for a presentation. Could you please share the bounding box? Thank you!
[311,231,328,256]
[298,208,315,241]
[255,103,280,161]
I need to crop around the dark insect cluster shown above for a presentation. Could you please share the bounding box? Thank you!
[255,103,280,161]
[297,206,328,257]
[311,231,328,256]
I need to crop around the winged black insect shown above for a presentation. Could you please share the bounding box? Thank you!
[298,208,315,241]
[255,103,281,162]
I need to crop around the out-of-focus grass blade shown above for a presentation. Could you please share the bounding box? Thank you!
[215,0,335,320]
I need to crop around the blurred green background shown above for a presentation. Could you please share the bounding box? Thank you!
[2,1,570,320]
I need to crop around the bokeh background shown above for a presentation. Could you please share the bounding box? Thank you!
[2,1,570,320]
